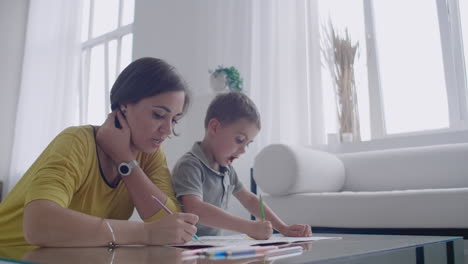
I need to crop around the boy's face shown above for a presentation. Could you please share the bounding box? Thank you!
[209,118,260,167]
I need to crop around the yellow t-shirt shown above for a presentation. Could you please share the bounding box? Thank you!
[0,125,180,246]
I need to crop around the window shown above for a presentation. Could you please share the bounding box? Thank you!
[80,0,135,125]
[319,0,468,142]
[373,0,448,134]
[459,0,468,110]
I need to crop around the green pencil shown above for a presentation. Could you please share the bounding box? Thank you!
[260,194,265,221]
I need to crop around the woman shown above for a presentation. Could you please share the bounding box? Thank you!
[0,57,198,247]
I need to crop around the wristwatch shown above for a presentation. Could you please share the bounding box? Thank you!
[117,160,138,176]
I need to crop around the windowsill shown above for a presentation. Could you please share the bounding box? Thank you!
[317,128,468,154]
[376,125,468,139]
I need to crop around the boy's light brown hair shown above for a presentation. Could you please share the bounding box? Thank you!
[204,92,261,130]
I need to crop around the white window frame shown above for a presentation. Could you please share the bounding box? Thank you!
[363,0,468,140]
[80,0,133,124]
[439,0,468,127]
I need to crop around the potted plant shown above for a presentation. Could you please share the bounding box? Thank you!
[209,66,243,92]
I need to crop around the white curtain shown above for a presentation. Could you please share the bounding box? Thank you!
[249,0,324,149]
[7,0,82,192]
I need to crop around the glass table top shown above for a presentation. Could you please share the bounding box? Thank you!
[0,234,463,264]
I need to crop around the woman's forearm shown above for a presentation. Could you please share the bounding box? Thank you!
[120,166,172,220]
[23,200,146,247]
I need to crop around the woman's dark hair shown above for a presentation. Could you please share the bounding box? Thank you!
[110,57,190,136]
[110,57,190,114]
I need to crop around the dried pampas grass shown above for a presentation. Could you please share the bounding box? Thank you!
[321,20,361,142]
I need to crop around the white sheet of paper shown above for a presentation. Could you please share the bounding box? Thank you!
[171,233,341,247]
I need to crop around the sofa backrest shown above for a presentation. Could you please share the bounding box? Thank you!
[339,143,468,192]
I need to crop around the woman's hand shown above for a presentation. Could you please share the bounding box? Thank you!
[246,220,273,240]
[144,213,199,245]
[96,110,134,164]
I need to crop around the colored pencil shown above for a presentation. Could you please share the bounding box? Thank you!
[151,195,200,241]
[260,194,265,221]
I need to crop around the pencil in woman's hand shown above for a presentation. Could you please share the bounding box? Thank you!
[151,195,172,215]
[151,195,200,241]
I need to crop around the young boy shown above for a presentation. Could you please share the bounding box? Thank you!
[172,92,312,239]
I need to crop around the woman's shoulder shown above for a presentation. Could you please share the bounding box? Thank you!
[138,146,167,166]
[58,125,94,139]
[51,125,95,150]
[60,125,93,135]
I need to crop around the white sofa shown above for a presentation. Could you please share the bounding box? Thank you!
[253,143,468,237]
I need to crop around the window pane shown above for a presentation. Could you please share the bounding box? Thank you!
[373,0,449,134]
[122,0,135,26]
[120,33,133,72]
[319,0,370,142]
[81,0,90,42]
[108,40,118,91]
[92,0,119,37]
[80,50,89,124]
[88,45,106,125]
[460,0,468,103]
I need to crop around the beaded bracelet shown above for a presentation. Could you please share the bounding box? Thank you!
[104,219,117,250]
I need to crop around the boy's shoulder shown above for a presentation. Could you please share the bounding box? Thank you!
[173,150,204,172]
[175,151,200,165]
[172,151,207,182]
[174,142,205,168]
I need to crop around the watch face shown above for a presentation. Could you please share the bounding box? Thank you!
[120,165,130,175]
[118,160,137,176]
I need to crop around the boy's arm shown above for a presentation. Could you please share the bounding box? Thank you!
[181,194,272,240]
[234,188,312,237]
[234,188,287,232]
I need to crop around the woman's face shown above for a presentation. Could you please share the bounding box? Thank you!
[124,91,186,153]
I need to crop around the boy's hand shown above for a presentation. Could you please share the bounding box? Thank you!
[279,224,312,237]
[246,220,273,240]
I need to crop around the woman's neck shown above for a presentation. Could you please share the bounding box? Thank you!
[94,126,121,185]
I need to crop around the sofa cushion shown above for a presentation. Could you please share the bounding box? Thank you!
[339,143,468,192]
[253,144,345,196]
[262,187,468,228]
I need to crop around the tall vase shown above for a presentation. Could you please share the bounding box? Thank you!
[337,65,361,143]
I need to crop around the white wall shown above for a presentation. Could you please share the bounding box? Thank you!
[0,0,29,199]
[133,0,254,221]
